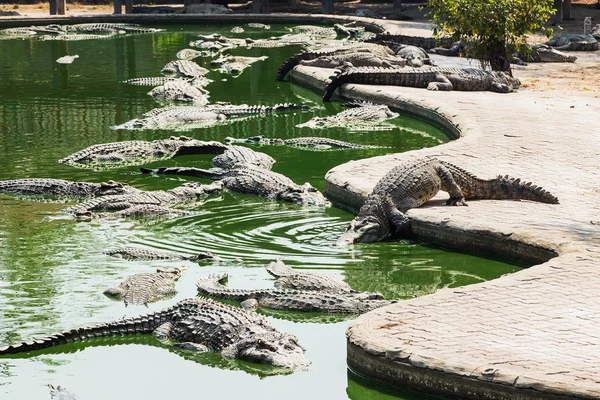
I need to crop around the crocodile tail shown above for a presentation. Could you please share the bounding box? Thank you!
[140,166,224,180]
[323,70,347,102]
[276,53,308,81]
[0,310,169,356]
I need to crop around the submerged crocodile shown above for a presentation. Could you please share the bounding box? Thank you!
[0,178,138,198]
[148,80,210,105]
[210,55,268,76]
[544,34,598,51]
[323,66,521,101]
[104,266,187,306]
[196,274,394,314]
[161,60,209,78]
[122,76,212,89]
[76,205,191,220]
[140,165,330,206]
[63,181,223,214]
[224,135,383,150]
[0,298,309,370]
[337,157,560,244]
[58,137,227,168]
[104,247,227,262]
[112,103,309,131]
[208,145,275,170]
[266,258,357,294]
[1,23,161,40]
[296,103,399,130]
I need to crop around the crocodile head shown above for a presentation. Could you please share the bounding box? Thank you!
[337,214,388,245]
[278,183,331,207]
[300,56,340,68]
[227,331,310,370]
[534,44,577,62]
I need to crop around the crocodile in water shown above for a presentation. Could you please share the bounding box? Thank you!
[0,298,309,370]
[266,258,357,294]
[0,178,139,198]
[104,266,187,306]
[76,205,191,220]
[210,55,268,76]
[161,60,209,78]
[337,157,560,244]
[297,102,399,130]
[140,165,330,206]
[323,66,521,101]
[148,80,210,105]
[196,274,394,314]
[224,135,384,150]
[104,248,228,263]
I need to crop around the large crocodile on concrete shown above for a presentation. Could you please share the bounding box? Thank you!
[196,274,394,314]
[544,33,599,51]
[337,157,560,245]
[395,45,434,67]
[104,266,187,306]
[265,258,357,294]
[140,165,330,206]
[323,66,521,101]
[224,135,384,150]
[0,298,309,370]
[0,178,139,198]
[104,247,227,262]
[296,102,399,130]
[112,103,309,131]
[63,181,223,214]
[59,137,227,168]
[299,52,407,69]
[511,44,577,64]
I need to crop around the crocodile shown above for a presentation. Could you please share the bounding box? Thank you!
[511,44,577,65]
[76,205,191,220]
[224,135,383,150]
[56,55,79,64]
[64,23,162,34]
[299,52,407,69]
[209,145,275,170]
[140,165,330,206]
[49,384,78,400]
[265,258,357,294]
[63,181,224,214]
[0,178,138,198]
[210,55,268,76]
[104,247,228,262]
[395,45,434,67]
[104,266,187,306]
[544,33,598,51]
[287,25,338,39]
[176,48,206,60]
[428,38,469,57]
[365,33,454,51]
[323,66,521,101]
[337,157,560,245]
[40,33,116,41]
[296,103,399,130]
[112,103,309,131]
[148,80,210,105]
[161,60,209,78]
[196,274,395,314]
[246,23,271,29]
[333,23,364,38]
[58,137,228,168]
[0,297,309,370]
[276,45,394,81]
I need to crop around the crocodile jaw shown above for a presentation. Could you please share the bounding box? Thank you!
[337,216,388,245]
[230,333,310,370]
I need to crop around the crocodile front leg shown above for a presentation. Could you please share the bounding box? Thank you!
[427,74,453,91]
[389,207,411,237]
[437,165,468,206]
[490,82,511,93]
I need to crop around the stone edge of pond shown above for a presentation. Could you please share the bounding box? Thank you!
[290,66,600,398]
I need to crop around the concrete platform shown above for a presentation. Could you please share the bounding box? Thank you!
[290,43,600,400]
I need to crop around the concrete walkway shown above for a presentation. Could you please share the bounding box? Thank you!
[290,26,600,400]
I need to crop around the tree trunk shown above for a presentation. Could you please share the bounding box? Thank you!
[486,39,511,74]
[553,0,562,23]
[321,0,334,14]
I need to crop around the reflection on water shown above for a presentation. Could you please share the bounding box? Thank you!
[0,24,519,400]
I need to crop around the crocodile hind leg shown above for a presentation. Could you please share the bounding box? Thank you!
[490,82,511,93]
[437,165,468,206]
[427,74,453,91]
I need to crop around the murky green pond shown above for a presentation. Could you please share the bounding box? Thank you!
[0,24,521,399]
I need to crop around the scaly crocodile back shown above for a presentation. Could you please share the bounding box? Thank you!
[440,161,559,204]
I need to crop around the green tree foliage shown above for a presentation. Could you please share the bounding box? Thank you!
[426,0,555,73]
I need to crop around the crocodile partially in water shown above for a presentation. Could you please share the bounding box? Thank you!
[265,258,357,294]
[224,136,383,150]
[59,137,227,168]
[323,66,521,101]
[299,52,407,69]
[0,178,139,198]
[104,248,228,263]
[63,181,224,214]
[337,157,560,245]
[296,102,399,130]
[140,165,330,207]
[0,298,309,370]
[104,266,187,306]
[196,274,394,314]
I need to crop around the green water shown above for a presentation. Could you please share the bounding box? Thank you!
[0,25,521,399]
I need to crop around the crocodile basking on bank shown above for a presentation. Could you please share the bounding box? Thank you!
[224,135,384,150]
[0,298,309,370]
[197,274,394,314]
[544,33,598,51]
[323,66,521,101]
[104,266,187,306]
[297,102,399,130]
[299,52,407,69]
[210,55,268,76]
[0,178,139,198]
[59,137,227,168]
[112,103,309,131]
[140,165,330,206]
[337,157,560,245]
[63,181,223,214]
[104,248,228,262]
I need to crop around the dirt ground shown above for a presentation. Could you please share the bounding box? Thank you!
[1,0,599,95]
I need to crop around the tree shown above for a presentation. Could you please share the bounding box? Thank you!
[426,0,555,73]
